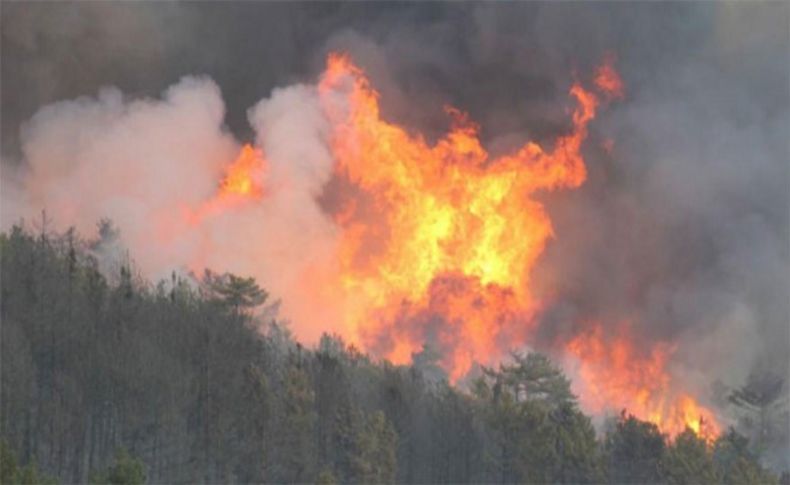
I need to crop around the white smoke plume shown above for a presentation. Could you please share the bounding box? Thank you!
[2,1,788,466]
[2,76,345,342]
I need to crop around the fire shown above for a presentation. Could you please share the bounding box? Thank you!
[219,144,265,198]
[159,143,268,273]
[188,53,716,437]
[564,322,720,439]
[594,54,624,100]
[186,143,265,223]
[316,52,604,379]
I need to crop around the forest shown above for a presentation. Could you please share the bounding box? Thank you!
[0,221,783,485]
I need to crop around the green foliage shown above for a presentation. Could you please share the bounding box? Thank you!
[349,410,398,484]
[236,363,271,482]
[202,270,267,312]
[713,428,778,485]
[1,223,783,484]
[0,441,18,485]
[662,428,717,484]
[0,439,56,485]
[276,363,317,482]
[89,449,145,485]
[604,412,666,484]
[546,405,606,483]
[316,468,338,485]
[1,224,264,482]
[484,352,576,409]
[475,353,603,484]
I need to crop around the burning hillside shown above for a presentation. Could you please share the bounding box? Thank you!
[19,51,717,437]
[4,5,789,482]
[313,54,719,436]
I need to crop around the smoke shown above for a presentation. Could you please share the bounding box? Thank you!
[530,4,789,383]
[3,72,345,343]
[2,1,788,460]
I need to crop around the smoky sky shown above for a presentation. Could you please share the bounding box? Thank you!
[6,3,784,157]
[2,0,789,444]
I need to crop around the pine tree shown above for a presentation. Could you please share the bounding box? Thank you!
[277,364,316,483]
[662,428,717,484]
[89,448,146,485]
[713,429,778,485]
[201,270,267,314]
[350,411,398,484]
[604,412,666,484]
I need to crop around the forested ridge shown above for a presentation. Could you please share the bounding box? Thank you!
[0,223,782,484]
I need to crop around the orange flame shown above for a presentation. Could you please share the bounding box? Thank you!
[219,144,265,198]
[565,322,720,439]
[179,143,265,232]
[181,53,716,438]
[162,143,267,274]
[594,53,625,100]
[316,52,599,379]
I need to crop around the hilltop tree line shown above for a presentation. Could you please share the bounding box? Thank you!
[0,222,784,484]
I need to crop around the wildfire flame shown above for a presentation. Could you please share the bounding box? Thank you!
[565,322,721,439]
[594,53,625,100]
[316,52,600,381]
[219,144,266,198]
[191,52,719,437]
[185,143,266,225]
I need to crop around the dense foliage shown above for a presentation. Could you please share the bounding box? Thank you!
[0,224,780,484]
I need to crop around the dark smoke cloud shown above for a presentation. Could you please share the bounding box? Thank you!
[2,0,788,463]
[3,3,720,157]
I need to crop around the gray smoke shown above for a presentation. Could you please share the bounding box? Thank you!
[2,1,788,464]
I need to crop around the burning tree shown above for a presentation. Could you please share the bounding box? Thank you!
[201,269,268,314]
